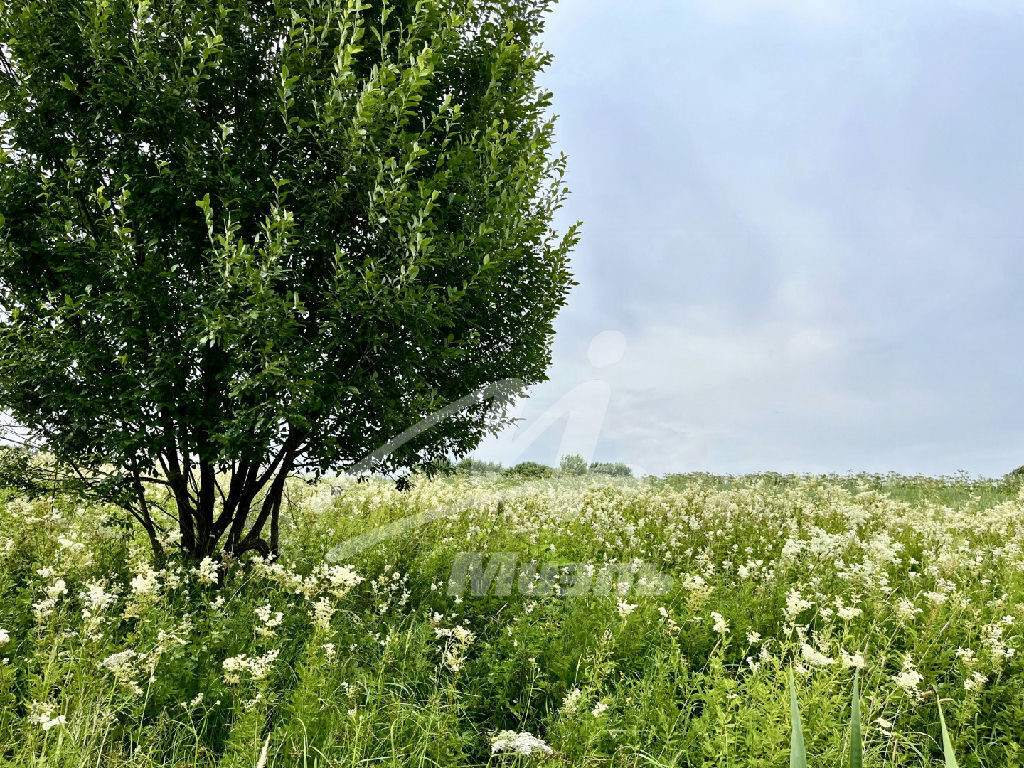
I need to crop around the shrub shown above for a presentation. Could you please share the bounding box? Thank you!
[504,462,554,479]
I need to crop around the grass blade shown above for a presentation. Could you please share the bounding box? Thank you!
[789,668,807,768]
[937,698,960,768]
[849,670,862,768]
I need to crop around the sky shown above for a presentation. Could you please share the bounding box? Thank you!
[473,0,1024,477]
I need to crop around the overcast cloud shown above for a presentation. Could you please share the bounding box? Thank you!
[473,0,1024,476]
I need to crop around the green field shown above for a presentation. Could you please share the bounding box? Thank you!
[0,471,1021,766]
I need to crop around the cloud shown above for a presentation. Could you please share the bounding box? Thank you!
[473,0,1024,477]
[692,0,850,24]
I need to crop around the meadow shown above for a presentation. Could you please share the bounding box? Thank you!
[0,468,1021,766]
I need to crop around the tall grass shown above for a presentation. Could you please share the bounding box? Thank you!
[0,471,1019,766]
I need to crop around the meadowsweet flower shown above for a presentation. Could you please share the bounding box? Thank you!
[255,604,283,637]
[894,597,921,621]
[561,687,582,713]
[786,589,812,620]
[0,628,9,647]
[195,557,219,585]
[435,624,475,672]
[310,597,335,631]
[222,655,249,685]
[249,650,279,681]
[80,581,117,638]
[102,650,145,695]
[490,730,553,757]
[592,701,609,717]
[841,649,866,669]
[893,663,924,696]
[82,581,117,616]
[617,600,637,618]
[222,650,279,684]
[965,671,988,692]
[956,647,976,665]
[33,576,68,620]
[321,564,364,597]
[834,597,862,621]
[28,701,65,731]
[130,566,160,597]
[710,611,729,635]
[125,564,161,617]
[801,643,835,666]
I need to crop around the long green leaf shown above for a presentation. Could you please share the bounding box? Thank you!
[937,698,960,768]
[849,670,862,768]
[789,668,807,768]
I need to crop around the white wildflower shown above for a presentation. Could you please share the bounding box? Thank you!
[102,650,145,695]
[841,649,866,669]
[801,643,835,667]
[561,687,583,713]
[893,663,924,696]
[965,671,988,692]
[322,564,364,597]
[195,557,219,585]
[28,701,66,731]
[786,589,812,620]
[710,611,729,635]
[490,730,553,757]
[310,597,335,631]
[255,603,284,637]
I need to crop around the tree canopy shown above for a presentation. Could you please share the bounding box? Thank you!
[0,0,577,559]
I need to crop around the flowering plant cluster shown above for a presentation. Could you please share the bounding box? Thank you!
[0,471,1020,765]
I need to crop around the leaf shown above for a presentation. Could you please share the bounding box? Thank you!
[789,669,807,768]
[849,670,862,768]
[937,698,960,768]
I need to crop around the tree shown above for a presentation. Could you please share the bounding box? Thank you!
[0,0,577,561]
[588,462,632,477]
[558,453,586,475]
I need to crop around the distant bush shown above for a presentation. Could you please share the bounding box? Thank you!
[455,458,504,475]
[559,454,588,476]
[588,461,633,477]
[504,461,554,479]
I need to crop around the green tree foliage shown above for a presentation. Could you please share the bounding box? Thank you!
[588,461,632,477]
[558,453,586,475]
[455,457,503,475]
[0,0,578,560]
[504,460,551,478]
